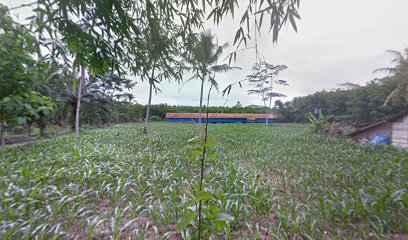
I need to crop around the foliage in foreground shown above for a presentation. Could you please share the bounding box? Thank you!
[0,123,407,239]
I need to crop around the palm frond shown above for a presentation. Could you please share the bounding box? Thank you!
[178,73,200,92]
[211,64,241,73]
[386,49,404,63]
[179,65,199,72]
[208,44,229,65]
[384,84,403,106]
[373,67,397,74]
[208,76,219,92]
[45,70,62,82]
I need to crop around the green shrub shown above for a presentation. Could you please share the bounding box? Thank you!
[149,115,162,121]
[308,110,333,134]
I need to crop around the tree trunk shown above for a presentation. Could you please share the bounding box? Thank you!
[75,65,85,137]
[26,122,32,136]
[39,121,48,136]
[262,93,268,126]
[198,74,205,139]
[0,119,5,147]
[266,113,269,125]
[143,65,156,134]
[267,97,273,125]
[264,103,268,125]
[143,82,153,134]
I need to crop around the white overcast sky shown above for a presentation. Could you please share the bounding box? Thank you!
[3,0,408,107]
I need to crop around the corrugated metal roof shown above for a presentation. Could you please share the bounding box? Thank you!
[348,108,408,136]
[165,113,280,119]
[348,121,387,136]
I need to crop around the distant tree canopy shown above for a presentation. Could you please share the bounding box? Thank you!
[106,102,275,124]
[277,77,406,123]
[277,48,408,124]
[375,49,408,105]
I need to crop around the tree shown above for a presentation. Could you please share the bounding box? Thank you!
[24,91,55,136]
[80,73,135,126]
[0,4,38,146]
[34,62,75,127]
[127,2,182,134]
[183,31,239,138]
[247,61,288,123]
[375,49,408,105]
[0,4,37,99]
[281,76,403,124]
[0,92,55,146]
[0,96,25,146]
[23,0,300,136]
[88,73,135,102]
[33,0,134,136]
[234,101,243,108]
[74,65,85,136]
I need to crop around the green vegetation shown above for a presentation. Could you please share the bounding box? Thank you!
[308,110,333,134]
[1,0,301,140]
[278,78,406,123]
[0,4,45,146]
[0,1,407,237]
[106,103,272,123]
[376,49,408,106]
[246,62,288,124]
[1,123,406,239]
[278,49,408,124]
[1,0,406,237]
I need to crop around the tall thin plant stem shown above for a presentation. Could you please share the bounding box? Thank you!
[198,84,213,239]
[198,72,206,139]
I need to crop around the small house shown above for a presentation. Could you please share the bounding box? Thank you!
[348,109,408,148]
[165,113,280,123]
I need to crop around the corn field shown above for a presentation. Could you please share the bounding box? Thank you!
[0,123,407,239]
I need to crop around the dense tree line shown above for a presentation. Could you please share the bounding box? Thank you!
[276,77,407,123]
[279,48,408,124]
[83,102,273,125]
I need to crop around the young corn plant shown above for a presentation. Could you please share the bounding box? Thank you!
[1,111,406,238]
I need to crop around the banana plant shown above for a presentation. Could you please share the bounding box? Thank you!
[308,110,333,134]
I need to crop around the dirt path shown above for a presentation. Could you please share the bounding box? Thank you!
[0,138,53,150]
